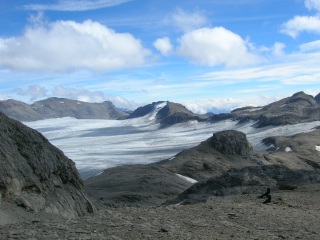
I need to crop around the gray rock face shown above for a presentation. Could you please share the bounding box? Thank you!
[209,130,253,156]
[0,112,95,218]
[0,97,128,121]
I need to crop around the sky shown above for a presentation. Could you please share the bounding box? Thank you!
[0,0,320,113]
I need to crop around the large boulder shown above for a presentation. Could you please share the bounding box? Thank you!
[0,112,95,218]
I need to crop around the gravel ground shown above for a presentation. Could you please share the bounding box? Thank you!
[1,184,319,240]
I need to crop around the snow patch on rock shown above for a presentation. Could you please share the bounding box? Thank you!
[175,173,198,184]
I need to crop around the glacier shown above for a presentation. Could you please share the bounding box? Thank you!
[24,115,320,179]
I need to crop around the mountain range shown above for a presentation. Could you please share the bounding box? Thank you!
[1,91,320,219]
[1,91,320,128]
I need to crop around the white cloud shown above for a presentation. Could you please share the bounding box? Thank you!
[166,8,208,32]
[280,15,320,38]
[15,85,48,101]
[0,19,151,72]
[271,42,286,57]
[177,27,262,67]
[25,0,131,11]
[305,0,320,12]
[153,37,173,56]
[183,98,244,114]
[300,40,320,51]
[198,51,320,85]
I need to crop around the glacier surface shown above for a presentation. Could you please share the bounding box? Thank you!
[24,115,320,179]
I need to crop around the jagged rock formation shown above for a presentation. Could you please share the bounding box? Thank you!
[128,101,206,127]
[0,97,128,121]
[0,112,95,218]
[209,91,320,127]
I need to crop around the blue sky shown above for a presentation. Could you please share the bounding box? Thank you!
[1,0,320,113]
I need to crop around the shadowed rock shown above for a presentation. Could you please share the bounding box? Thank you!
[0,112,95,218]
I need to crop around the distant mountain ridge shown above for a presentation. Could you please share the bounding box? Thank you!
[0,97,128,121]
[210,91,320,127]
[1,91,319,127]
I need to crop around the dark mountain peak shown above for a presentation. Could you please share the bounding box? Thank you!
[0,112,95,217]
[157,101,203,127]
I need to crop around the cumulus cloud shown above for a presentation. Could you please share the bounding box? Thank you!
[0,19,150,72]
[153,37,173,56]
[281,0,320,38]
[177,27,262,67]
[166,8,208,32]
[280,16,320,38]
[25,0,131,11]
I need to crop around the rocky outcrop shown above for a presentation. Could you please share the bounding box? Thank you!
[0,112,95,218]
[208,130,253,156]
[159,130,261,181]
[0,97,128,121]
[168,165,320,205]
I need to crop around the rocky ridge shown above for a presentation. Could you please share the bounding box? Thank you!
[0,97,128,121]
[210,91,320,127]
[0,112,95,219]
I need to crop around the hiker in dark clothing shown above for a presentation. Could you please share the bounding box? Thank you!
[258,187,271,204]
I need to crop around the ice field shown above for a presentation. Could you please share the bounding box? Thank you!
[25,113,320,179]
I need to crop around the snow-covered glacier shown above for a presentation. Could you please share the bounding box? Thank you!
[24,114,320,179]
